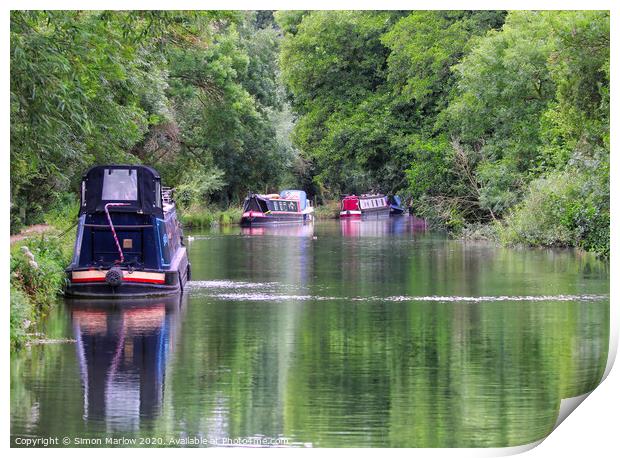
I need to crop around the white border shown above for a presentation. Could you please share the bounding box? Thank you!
[3,1,617,456]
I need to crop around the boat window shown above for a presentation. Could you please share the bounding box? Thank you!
[155,181,162,208]
[81,181,86,207]
[102,169,138,201]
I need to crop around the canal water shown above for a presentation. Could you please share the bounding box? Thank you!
[11,218,609,447]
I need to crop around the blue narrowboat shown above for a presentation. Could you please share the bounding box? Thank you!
[64,165,190,297]
[241,190,314,226]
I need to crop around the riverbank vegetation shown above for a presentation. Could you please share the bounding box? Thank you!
[314,201,341,220]
[180,206,243,229]
[10,217,75,349]
[278,10,609,256]
[10,11,296,232]
[10,10,609,257]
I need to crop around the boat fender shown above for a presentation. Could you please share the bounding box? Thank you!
[105,266,123,287]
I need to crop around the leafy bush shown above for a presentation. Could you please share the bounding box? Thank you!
[10,236,70,307]
[314,201,340,219]
[44,195,81,231]
[10,286,31,349]
[500,169,609,257]
[175,166,227,209]
[10,233,73,350]
[179,206,242,228]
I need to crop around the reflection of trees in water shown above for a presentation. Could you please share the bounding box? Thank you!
[164,293,607,446]
[172,231,608,447]
[10,232,609,446]
[281,300,608,447]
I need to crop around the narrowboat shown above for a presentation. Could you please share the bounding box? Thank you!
[64,165,190,297]
[241,190,314,226]
[339,194,391,218]
[388,195,407,215]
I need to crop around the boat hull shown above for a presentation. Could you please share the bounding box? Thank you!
[340,208,390,218]
[240,212,313,226]
[65,246,190,298]
[339,210,362,218]
[64,267,189,298]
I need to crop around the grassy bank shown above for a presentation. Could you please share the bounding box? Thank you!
[10,227,74,350]
[455,169,610,259]
[179,205,243,229]
[314,201,340,220]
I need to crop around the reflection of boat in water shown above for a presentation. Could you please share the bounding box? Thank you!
[68,295,185,430]
[240,223,314,237]
[241,190,314,226]
[340,216,427,237]
[65,165,190,298]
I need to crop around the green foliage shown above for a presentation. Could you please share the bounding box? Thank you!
[273,10,308,35]
[314,201,341,220]
[10,231,74,349]
[44,195,81,230]
[162,12,293,205]
[10,286,31,350]
[278,11,411,196]
[500,167,609,257]
[10,11,165,230]
[444,11,609,224]
[11,236,71,305]
[175,166,226,208]
[443,12,559,217]
[180,206,243,228]
[279,11,504,200]
[10,11,295,229]
[279,10,608,255]
[383,11,505,112]
[10,10,610,256]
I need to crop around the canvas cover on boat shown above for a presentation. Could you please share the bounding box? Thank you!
[391,195,403,207]
[280,190,307,210]
[342,196,359,211]
[80,165,163,218]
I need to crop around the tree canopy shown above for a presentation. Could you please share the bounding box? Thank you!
[10,10,610,255]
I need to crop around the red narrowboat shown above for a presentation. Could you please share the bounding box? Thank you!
[339,194,391,218]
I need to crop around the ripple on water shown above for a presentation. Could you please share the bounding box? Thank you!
[187,281,608,303]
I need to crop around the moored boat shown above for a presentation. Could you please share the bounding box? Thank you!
[64,165,190,298]
[388,195,407,215]
[241,190,314,226]
[339,194,391,218]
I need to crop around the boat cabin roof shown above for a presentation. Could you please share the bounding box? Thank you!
[80,165,164,217]
[342,194,386,200]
